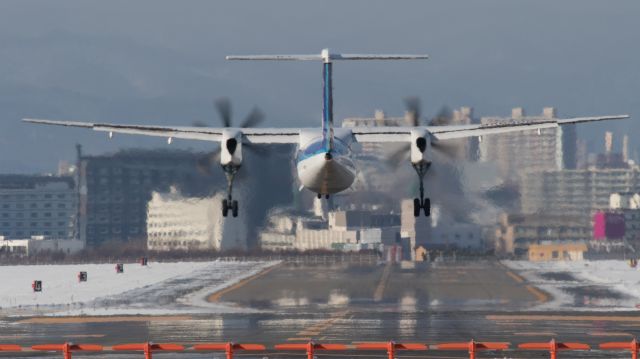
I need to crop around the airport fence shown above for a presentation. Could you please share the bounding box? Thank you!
[2,339,640,358]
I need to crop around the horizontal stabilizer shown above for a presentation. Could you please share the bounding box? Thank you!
[227,49,428,62]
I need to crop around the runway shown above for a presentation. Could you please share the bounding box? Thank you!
[1,260,639,358]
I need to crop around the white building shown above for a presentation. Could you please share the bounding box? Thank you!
[0,175,77,240]
[0,235,84,255]
[146,190,247,251]
[259,209,398,252]
[400,200,484,257]
[610,192,640,209]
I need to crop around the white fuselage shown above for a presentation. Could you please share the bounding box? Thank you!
[295,129,356,195]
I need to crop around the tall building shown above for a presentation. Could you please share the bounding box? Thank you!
[478,107,577,182]
[0,175,77,239]
[147,190,247,251]
[520,167,640,219]
[78,148,220,246]
[594,132,629,169]
[493,213,590,255]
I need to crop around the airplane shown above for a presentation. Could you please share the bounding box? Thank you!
[24,49,630,218]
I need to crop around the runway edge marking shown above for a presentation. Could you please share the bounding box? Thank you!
[499,261,549,303]
[207,262,283,303]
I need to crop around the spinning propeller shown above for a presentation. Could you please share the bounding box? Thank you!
[385,98,461,169]
[195,98,266,174]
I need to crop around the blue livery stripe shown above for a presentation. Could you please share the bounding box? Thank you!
[322,62,333,152]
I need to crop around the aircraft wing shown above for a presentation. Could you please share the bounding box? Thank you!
[351,115,630,142]
[22,118,301,143]
[430,115,630,140]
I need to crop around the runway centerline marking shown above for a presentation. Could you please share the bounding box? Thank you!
[373,263,392,302]
[207,262,283,302]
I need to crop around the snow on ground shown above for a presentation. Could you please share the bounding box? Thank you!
[0,260,278,316]
[504,260,640,311]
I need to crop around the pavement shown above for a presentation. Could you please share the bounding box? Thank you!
[1,260,640,358]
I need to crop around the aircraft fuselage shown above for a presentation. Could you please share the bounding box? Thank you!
[296,130,356,195]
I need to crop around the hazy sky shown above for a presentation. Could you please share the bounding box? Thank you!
[0,0,638,173]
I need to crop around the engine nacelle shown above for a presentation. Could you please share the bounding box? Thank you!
[220,129,243,167]
[410,129,432,164]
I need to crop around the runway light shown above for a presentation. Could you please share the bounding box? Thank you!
[356,341,428,359]
[275,342,348,359]
[194,343,266,359]
[519,339,590,359]
[600,339,640,359]
[113,342,184,359]
[32,343,103,359]
[435,340,510,359]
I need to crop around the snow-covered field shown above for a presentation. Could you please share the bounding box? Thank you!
[504,260,640,311]
[0,260,278,317]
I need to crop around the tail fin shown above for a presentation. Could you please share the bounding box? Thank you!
[227,49,429,153]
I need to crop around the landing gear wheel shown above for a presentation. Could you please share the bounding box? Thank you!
[325,194,330,199]
[231,200,239,218]
[222,199,229,217]
[423,198,431,217]
[413,198,421,217]
[317,193,322,199]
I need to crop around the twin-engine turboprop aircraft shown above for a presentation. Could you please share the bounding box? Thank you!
[24,49,629,218]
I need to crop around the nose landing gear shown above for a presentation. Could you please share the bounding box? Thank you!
[222,164,239,218]
[413,162,431,217]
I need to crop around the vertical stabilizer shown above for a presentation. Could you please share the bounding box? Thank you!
[226,49,429,153]
[321,49,334,152]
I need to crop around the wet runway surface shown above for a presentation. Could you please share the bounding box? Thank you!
[2,260,640,358]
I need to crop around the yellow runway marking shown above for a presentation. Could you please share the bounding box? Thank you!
[506,271,525,283]
[373,263,392,302]
[588,331,633,337]
[514,332,558,336]
[286,337,312,342]
[503,266,548,303]
[525,285,549,303]
[288,310,350,341]
[488,315,640,322]
[298,332,321,336]
[18,315,192,324]
[208,262,282,302]
[62,334,106,338]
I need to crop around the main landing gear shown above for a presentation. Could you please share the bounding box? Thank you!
[222,164,239,218]
[413,162,431,217]
[317,193,330,199]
